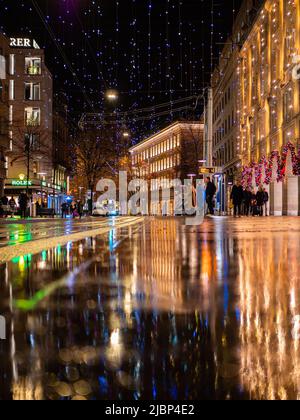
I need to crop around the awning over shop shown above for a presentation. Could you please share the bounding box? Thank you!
[4,179,63,193]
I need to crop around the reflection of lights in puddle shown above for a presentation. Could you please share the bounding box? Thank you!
[292,315,300,340]
[124,291,132,320]
[106,329,124,369]
[37,261,47,270]
[110,329,120,346]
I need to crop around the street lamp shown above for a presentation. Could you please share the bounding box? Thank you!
[105,89,119,102]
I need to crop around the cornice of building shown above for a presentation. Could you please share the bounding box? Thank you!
[129,121,204,153]
[212,0,266,88]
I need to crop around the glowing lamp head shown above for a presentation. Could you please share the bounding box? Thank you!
[106,89,119,102]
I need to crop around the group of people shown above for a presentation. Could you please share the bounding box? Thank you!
[205,177,269,217]
[230,182,269,217]
[61,201,84,219]
[0,195,16,217]
[0,193,28,218]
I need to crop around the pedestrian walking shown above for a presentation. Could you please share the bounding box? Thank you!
[1,195,8,206]
[205,177,217,215]
[70,203,79,218]
[18,192,28,219]
[8,197,16,218]
[77,201,84,219]
[243,187,252,217]
[1,195,9,218]
[256,187,265,217]
[263,188,269,216]
[230,181,244,217]
[61,202,68,218]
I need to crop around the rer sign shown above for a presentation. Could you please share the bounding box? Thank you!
[10,38,40,49]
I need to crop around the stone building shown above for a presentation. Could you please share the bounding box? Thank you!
[0,34,10,196]
[129,121,204,215]
[213,0,300,215]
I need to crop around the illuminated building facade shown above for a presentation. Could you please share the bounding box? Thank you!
[0,34,10,196]
[129,121,204,214]
[0,33,67,211]
[4,34,53,199]
[213,0,300,215]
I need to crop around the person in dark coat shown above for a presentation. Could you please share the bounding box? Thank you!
[77,201,84,219]
[18,192,28,219]
[243,187,252,217]
[205,177,217,215]
[1,195,8,206]
[1,195,8,218]
[61,202,68,218]
[8,197,16,218]
[230,181,244,217]
[256,187,265,217]
[263,188,269,216]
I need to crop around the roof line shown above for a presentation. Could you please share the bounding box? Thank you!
[129,121,203,152]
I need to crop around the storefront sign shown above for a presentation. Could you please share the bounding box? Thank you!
[10,38,40,49]
[42,181,61,191]
[199,167,217,174]
[12,179,32,186]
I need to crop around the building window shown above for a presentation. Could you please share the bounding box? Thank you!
[25,133,40,151]
[9,105,13,124]
[270,99,278,131]
[283,87,293,123]
[9,80,14,100]
[25,107,40,126]
[25,57,41,75]
[25,82,40,101]
[9,54,15,75]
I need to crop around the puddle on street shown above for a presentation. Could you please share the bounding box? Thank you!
[0,218,300,400]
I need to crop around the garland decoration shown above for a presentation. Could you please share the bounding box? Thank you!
[242,142,300,187]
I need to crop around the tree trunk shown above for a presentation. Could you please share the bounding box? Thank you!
[88,183,94,215]
[26,150,30,197]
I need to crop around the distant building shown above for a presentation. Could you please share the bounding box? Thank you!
[129,121,204,214]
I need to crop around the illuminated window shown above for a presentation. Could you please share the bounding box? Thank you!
[9,54,15,75]
[9,80,15,100]
[25,107,40,126]
[25,57,41,75]
[283,87,293,122]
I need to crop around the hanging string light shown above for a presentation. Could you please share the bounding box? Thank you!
[210,0,214,77]
[147,0,152,97]
[115,0,120,84]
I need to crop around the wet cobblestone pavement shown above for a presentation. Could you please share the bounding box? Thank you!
[0,217,300,400]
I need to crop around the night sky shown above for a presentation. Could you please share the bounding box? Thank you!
[0,0,243,140]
